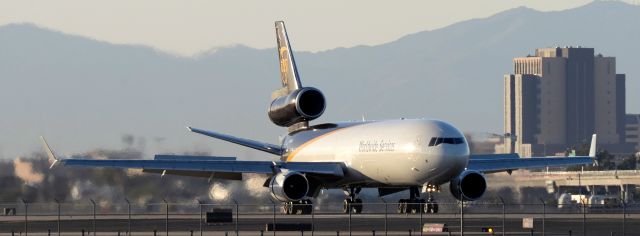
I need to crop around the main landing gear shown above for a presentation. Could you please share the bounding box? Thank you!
[397,186,439,214]
[342,187,363,214]
[283,199,313,215]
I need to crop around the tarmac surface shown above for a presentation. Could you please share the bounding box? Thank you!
[1,213,638,236]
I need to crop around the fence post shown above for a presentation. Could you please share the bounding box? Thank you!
[348,200,352,236]
[196,199,203,236]
[89,199,96,236]
[163,199,169,236]
[381,198,387,236]
[21,199,27,236]
[498,197,505,236]
[233,199,239,236]
[582,201,586,236]
[622,201,626,236]
[311,201,315,236]
[420,200,423,236]
[125,198,132,236]
[269,199,276,236]
[55,199,61,236]
[460,200,464,236]
[539,198,545,236]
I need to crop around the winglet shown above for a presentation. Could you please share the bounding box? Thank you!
[588,134,597,157]
[39,136,60,169]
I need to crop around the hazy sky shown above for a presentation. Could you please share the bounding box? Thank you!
[0,0,601,56]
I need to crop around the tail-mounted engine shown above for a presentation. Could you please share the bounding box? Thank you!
[269,171,310,202]
[449,170,487,201]
[268,87,326,127]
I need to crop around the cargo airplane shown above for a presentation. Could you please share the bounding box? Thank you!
[41,21,596,215]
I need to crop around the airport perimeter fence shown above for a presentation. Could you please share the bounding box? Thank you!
[1,199,640,236]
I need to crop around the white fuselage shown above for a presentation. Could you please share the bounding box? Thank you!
[284,119,470,187]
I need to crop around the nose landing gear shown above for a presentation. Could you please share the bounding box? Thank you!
[397,185,439,214]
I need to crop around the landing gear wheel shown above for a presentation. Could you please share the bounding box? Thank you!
[342,187,364,214]
[397,199,407,214]
[419,199,427,214]
[293,202,302,215]
[283,200,313,215]
[425,195,438,213]
[302,200,313,214]
[400,186,432,214]
[432,202,439,213]
[282,202,291,214]
[342,199,351,214]
[353,198,363,214]
[409,199,419,214]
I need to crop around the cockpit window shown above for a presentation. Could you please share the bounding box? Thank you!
[428,137,464,146]
[428,138,436,146]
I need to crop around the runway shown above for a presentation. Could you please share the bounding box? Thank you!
[1,213,638,236]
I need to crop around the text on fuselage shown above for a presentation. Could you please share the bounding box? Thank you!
[359,140,396,152]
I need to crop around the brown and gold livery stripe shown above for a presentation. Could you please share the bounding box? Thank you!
[285,123,369,162]
[286,129,341,162]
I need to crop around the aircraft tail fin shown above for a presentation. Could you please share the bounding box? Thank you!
[273,21,302,98]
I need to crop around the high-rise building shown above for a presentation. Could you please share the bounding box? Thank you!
[501,47,633,157]
[626,114,640,152]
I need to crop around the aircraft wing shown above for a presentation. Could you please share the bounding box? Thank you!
[40,137,344,180]
[467,134,597,173]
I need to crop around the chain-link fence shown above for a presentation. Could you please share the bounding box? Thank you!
[1,199,639,236]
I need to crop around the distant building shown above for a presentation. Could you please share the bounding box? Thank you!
[499,47,635,157]
[626,114,640,152]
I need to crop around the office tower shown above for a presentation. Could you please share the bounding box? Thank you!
[503,47,632,156]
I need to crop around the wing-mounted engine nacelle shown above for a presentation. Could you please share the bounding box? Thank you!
[269,171,310,202]
[449,170,487,201]
[268,87,326,127]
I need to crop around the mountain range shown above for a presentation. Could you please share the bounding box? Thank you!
[1,1,638,159]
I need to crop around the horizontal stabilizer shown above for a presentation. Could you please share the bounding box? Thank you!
[187,127,284,156]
